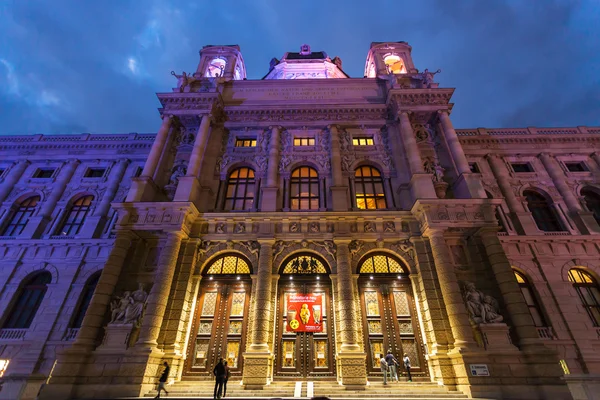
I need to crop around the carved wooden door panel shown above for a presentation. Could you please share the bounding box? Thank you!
[184,278,251,378]
[275,280,335,378]
[359,278,428,377]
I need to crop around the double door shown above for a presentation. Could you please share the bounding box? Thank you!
[359,277,427,376]
[184,278,251,377]
[275,279,335,378]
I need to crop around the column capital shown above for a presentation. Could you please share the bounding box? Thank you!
[196,113,213,123]
[165,230,188,241]
[268,125,282,132]
[161,113,174,121]
[333,238,352,245]
[327,124,341,131]
[484,153,500,160]
[538,152,553,159]
[257,238,276,246]
[116,157,131,165]
[436,109,451,116]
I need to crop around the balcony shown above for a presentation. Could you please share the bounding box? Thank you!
[62,328,79,341]
[0,328,27,341]
[536,326,556,340]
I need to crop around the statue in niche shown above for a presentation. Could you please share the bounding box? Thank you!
[424,160,445,183]
[463,282,504,324]
[171,71,197,92]
[235,222,246,233]
[169,165,186,186]
[110,291,130,323]
[109,284,148,327]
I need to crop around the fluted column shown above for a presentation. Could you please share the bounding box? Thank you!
[72,230,136,349]
[136,231,185,348]
[142,115,173,178]
[486,154,525,213]
[261,126,281,211]
[248,241,273,352]
[438,111,470,175]
[539,153,581,212]
[95,159,130,217]
[335,240,360,352]
[426,229,476,350]
[399,112,424,174]
[39,159,80,218]
[0,160,30,204]
[478,229,540,345]
[186,114,212,178]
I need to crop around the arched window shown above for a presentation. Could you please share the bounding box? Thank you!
[514,270,547,327]
[1,195,40,237]
[355,166,386,210]
[205,57,227,77]
[383,55,406,74]
[568,269,600,327]
[224,168,255,211]
[70,272,100,329]
[205,255,251,275]
[359,254,407,274]
[2,272,51,329]
[281,254,328,274]
[57,195,94,236]
[290,167,319,210]
[581,187,600,225]
[524,190,563,232]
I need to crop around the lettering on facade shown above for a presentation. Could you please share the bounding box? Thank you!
[235,86,380,101]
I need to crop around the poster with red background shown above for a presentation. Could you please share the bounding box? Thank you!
[285,294,323,333]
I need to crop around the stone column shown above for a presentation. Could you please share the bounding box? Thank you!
[0,160,30,204]
[80,158,130,237]
[486,154,524,212]
[127,115,173,202]
[328,125,349,210]
[478,229,541,345]
[174,114,212,202]
[261,126,281,211]
[136,232,185,348]
[426,229,477,350]
[539,153,581,212]
[592,152,600,171]
[438,111,485,198]
[334,240,367,387]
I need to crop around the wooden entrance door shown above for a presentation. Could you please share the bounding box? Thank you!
[184,277,251,378]
[274,279,336,379]
[359,276,428,377]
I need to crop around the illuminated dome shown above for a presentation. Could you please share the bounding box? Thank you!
[263,44,349,79]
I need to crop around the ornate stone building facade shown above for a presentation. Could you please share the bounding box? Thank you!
[0,42,599,399]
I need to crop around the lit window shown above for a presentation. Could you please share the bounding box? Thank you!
[293,138,315,146]
[514,270,548,327]
[290,167,319,210]
[235,138,256,147]
[205,57,227,78]
[2,272,51,329]
[0,359,9,377]
[282,255,327,274]
[352,137,374,146]
[85,168,106,178]
[224,168,255,211]
[383,55,406,74]
[33,168,55,179]
[568,269,600,326]
[1,196,40,237]
[355,166,386,210]
[206,255,251,274]
[359,254,406,274]
[57,195,94,236]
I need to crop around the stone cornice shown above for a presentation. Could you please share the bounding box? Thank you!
[459,134,600,149]
[157,92,224,115]
[387,88,455,112]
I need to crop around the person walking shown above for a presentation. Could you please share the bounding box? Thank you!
[213,358,226,399]
[155,361,170,398]
[385,350,399,382]
[403,353,412,382]
[222,361,231,398]
[379,353,388,385]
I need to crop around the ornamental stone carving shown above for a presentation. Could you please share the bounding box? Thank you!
[309,222,320,233]
[384,221,396,233]
[235,222,246,233]
[109,283,148,327]
[462,281,504,324]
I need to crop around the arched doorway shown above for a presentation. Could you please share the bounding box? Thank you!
[274,253,336,379]
[184,254,253,378]
[357,253,428,378]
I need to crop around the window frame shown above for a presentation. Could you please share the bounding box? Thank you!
[56,195,94,236]
[224,167,256,211]
[1,195,40,237]
[568,269,600,327]
[289,166,320,211]
[84,168,107,178]
[564,162,588,173]
[511,163,534,173]
[69,273,100,329]
[514,270,548,328]
[352,137,374,146]
[293,137,315,147]
[33,168,56,179]
[234,138,257,148]
[469,162,480,173]
[524,190,564,232]
[354,166,387,210]
[2,272,52,329]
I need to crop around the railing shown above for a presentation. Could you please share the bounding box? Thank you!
[537,327,556,340]
[0,329,27,340]
[543,231,571,236]
[63,328,79,341]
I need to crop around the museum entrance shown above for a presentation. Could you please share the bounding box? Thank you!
[358,253,428,377]
[184,254,252,378]
[274,253,336,379]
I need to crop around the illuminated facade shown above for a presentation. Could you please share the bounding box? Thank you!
[0,42,599,399]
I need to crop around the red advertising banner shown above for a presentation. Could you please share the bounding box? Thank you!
[285,294,323,333]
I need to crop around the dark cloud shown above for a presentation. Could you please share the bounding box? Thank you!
[0,0,598,135]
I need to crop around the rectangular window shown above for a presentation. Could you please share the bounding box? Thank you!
[469,162,480,173]
[565,162,587,172]
[0,168,5,178]
[33,168,56,179]
[511,163,533,173]
[293,137,315,146]
[84,168,106,178]
[353,137,374,146]
[235,138,256,147]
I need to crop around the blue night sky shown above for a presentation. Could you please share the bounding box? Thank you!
[0,0,598,135]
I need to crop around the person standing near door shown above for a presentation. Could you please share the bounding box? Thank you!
[155,361,170,399]
[385,350,399,382]
[222,361,231,398]
[379,354,388,385]
[213,358,226,399]
[403,353,412,382]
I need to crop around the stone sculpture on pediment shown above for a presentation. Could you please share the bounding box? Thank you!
[171,71,197,93]
[462,281,504,325]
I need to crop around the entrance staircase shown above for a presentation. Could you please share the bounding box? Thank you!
[143,379,492,399]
